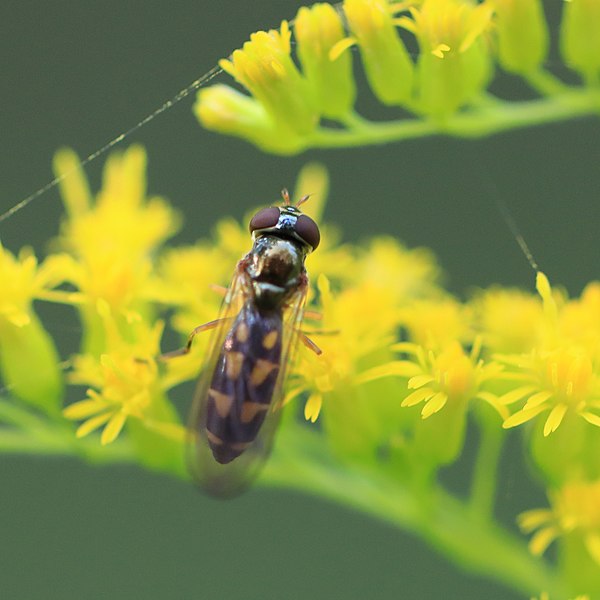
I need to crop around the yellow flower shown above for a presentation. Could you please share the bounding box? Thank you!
[293,273,402,422]
[398,340,501,418]
[398,0,493,115]
[218,21,318,139]
[559,282,600,356]
[295,3,356,118]
[500,346,600,436]
[65,304,165,445]
[0,244,60,328]
[472,286,544,354]
[54,145,179,312]
[0,245,63,411]
[401,297,470,350]
[341,0,414,105]
[519,479,600,566]
[356,237,441,302]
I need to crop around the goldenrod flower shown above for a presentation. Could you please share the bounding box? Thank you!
[401,297,470,350]
[54,146,179,312]
[500,346,600,436]
[559,282,600,357]
[519,480,600,566]
[219,21,318,139]
[295,3,356,118]
[52,146,180,356]
[341,0,414,105]
[472,287,544,354]
[397,0,494,115]
[64,303,167,445]
[491,0,549,75]
[0,244,63,412]
[397,340,501,418]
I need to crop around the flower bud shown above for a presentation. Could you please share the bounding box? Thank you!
[344,0,414,106]
[194,84,304,154]
[560,0,600,83]
[492,0,549,74]
[295,3,356,118]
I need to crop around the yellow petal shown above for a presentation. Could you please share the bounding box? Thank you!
[581,412,600,427]
[304,393,322,423]
[499,385,538,405]
[529,526,560,556]
[503,405,547,429]
[524,390,553,410]
[101,412,127,445]
[421,392,448,418]
[518,509,553,532]
[584,533,600,566]
[401,387,434,408]
[408,374,434,389]
[63,398,109,419]
[75,412,112,438]
[543,403,568,436]
[329,37,357,61]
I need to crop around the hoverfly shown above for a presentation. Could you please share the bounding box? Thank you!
[170,190,321,498]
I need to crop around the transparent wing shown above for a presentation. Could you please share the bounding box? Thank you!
[186,268,308,499]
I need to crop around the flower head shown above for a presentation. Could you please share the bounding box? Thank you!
[64,302,166,445]
[398,0,494,115]
[295,3,356,118]
[341,0,414,105]
[398,340,501,418]
[54,146,179,312]
[519,479,600,566]
[0,245,63,411]
[500,346,600,436]
[219,21,318,139]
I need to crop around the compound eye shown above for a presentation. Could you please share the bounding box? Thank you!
[249,207,280,233]
[295,214,320,250]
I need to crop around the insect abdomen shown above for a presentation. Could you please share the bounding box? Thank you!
[203,304,282,464]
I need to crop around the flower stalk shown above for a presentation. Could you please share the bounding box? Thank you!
[195,0,600,153]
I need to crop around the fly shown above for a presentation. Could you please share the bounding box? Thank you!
[167,189,321,498]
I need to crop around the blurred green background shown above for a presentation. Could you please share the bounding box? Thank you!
[0,1,598,598]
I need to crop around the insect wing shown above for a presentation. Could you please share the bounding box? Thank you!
[187,270,308,498]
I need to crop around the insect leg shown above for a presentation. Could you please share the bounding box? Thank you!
[303,310,323,321]
[209,284,228,297]
[160,318,232,360]
[299,333,323,356]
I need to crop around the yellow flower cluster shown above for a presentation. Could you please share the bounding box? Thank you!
[1,147,600,574]
[194,0,600,152]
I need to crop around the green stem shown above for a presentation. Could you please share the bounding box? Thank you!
[0,397,136,464]
[469,419,504,521]
[262,424,570,599]
[525,70,572,97]
[305,90,600,149]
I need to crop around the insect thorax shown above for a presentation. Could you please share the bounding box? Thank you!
[245,235,306,311]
